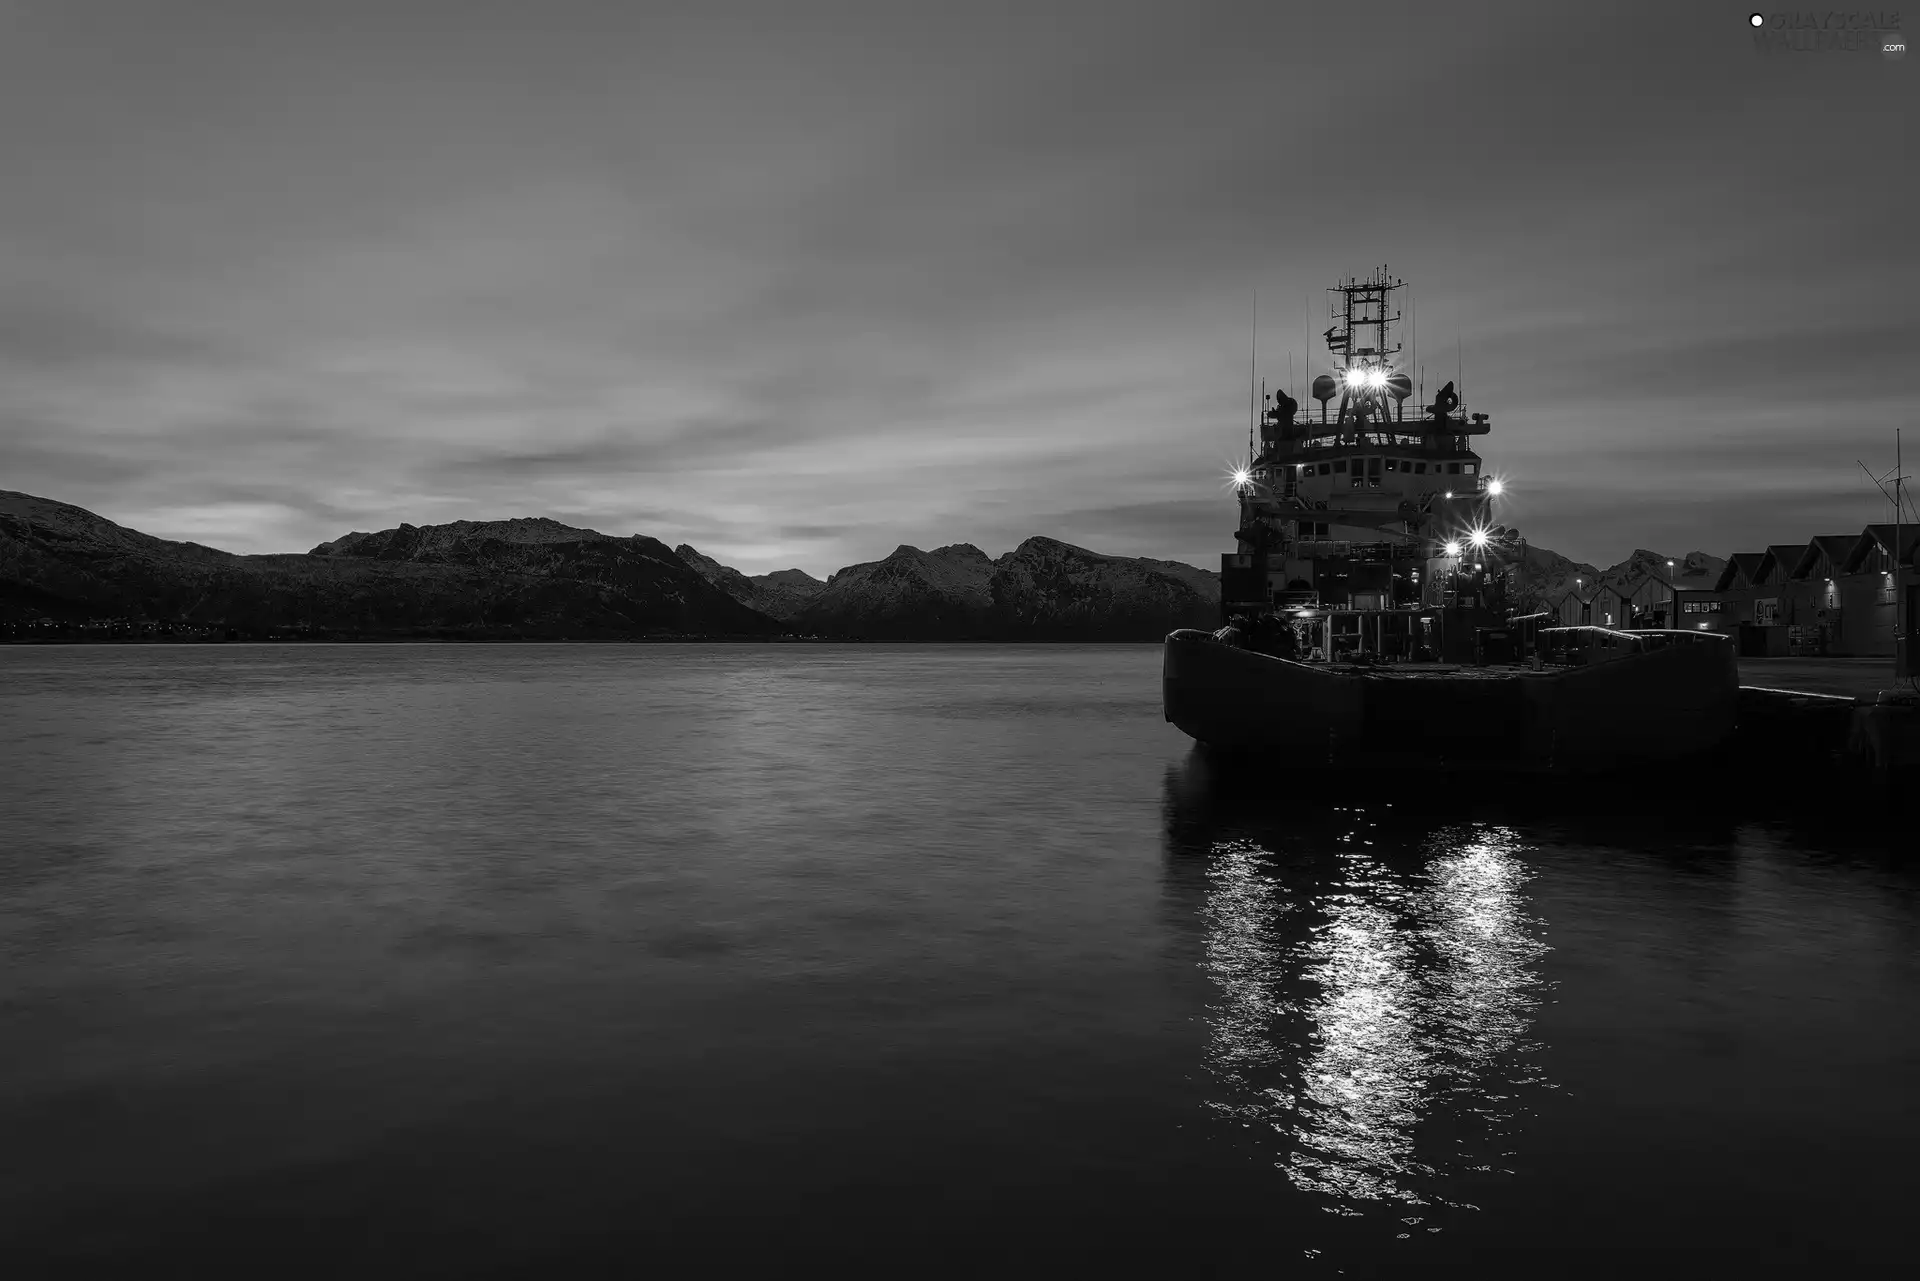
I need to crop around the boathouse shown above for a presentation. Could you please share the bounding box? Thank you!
[1757,544,1808,592]
[1712,551,1780,655]
[1616,574,1676,628]
[1782,536,1855,656]
[1744,543,1808,653]
[1832,525,1919,657]
[1588,582,1633,630]
[1549,588,1591,627]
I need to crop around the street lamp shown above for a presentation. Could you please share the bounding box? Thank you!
[1666,559,1675,628]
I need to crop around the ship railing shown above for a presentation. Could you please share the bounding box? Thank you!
[1536,625,1733,666]
[1279,477,1492,498]
[1290,541,1421,561]
[1275,417,1479,439]
[1620,628,1733,649]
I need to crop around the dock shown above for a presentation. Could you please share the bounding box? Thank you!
[1732,658,1919,791]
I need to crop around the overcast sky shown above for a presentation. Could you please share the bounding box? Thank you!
[0,0,1912,575]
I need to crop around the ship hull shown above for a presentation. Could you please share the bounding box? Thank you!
[1162,628,1738,776]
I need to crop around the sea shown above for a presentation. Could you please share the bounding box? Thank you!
[2,643,1913,1277]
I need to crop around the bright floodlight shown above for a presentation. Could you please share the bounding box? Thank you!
[1367,369,1387,388]
[1469,529,1490,548]
[1345,368,1367,388]
[1444,540,1461,557]
[1232,468,1251,488]
[1487,478,1504,495]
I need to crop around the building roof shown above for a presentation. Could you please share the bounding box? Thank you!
[1838,524,1920,574]
[1714,552,1767,591]
[1757,543,1809,582]
[1790,535,1860,580]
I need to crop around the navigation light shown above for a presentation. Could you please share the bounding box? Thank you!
[1345,368,1367,388]
[1444,541,1461,557]
[1487,478,1504,495]
[1469,529,1490,549]
[1366,369,1387,388]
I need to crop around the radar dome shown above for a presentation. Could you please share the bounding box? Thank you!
[1311,374,1338,403]
[1386,373,1413,401]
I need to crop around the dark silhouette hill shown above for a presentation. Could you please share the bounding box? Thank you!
[0,492,781,638]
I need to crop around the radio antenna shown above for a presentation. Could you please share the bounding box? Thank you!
[1408,285,1415,397]
[1249,288,1258,459]
[1304,291,1311,392]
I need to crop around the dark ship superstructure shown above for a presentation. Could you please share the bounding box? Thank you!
[1223,267,1522,661]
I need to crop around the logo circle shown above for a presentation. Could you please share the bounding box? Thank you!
[1748,11,1764,27]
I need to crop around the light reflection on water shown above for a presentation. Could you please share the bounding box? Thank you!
[1199,817,1550,1215]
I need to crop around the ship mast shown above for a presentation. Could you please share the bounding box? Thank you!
[1325,266,1408,441]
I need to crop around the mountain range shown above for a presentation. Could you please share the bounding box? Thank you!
[0,492,776,639]
[1511,544,1726,612]
[674,537,1223,640]
[0,490,1217,641]
[1,488,1723,641]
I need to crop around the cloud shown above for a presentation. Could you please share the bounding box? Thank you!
[0,0,1910,569]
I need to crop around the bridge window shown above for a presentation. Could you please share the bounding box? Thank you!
[1384,458,1395,471]
[1368,456,1381,474]
[1462,462,1477,474]
[1333,459,1347,473]
[1414,462,1427,474]
[1318,462,1331,476]
[1446,462,1461,474]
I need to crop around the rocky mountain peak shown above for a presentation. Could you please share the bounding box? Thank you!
[312,516,620,560]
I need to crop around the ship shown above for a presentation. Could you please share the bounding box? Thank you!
[1161,267,1737,775]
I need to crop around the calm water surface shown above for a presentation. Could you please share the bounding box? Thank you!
[2,644,1914,1276]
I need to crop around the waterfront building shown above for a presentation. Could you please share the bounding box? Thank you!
[1783,536,1855,656]
[1711,552,1778,654]
[1550,588,1592,627]
[1834,525,1920,657]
